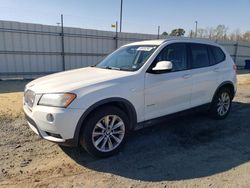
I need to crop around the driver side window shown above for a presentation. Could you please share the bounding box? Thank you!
[154,43,188,72]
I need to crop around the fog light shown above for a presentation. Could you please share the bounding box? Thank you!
[46,113,54,122]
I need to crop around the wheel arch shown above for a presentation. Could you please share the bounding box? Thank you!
[212,81,235,102]
[73,97,137,145]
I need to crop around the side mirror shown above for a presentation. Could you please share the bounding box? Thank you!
[152,61,172,73]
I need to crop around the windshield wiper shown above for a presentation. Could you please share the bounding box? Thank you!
[96,66,133,71]
[104,66,121,70]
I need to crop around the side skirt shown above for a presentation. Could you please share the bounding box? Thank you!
[135,103,211,130]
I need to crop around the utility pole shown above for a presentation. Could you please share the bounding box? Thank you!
[119,0,123,32]
[195,21,198,38]
[157,26,160,39]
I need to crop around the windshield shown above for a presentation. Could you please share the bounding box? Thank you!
[95,45,158,71]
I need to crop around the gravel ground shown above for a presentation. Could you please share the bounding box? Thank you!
[0,72,250,188]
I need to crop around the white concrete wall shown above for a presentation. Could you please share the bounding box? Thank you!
[0,20,249,79]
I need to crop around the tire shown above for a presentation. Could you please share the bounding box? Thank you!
[79,106,129,158]
[210,87,232,119]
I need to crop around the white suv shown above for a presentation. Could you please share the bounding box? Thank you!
[23,38,237,157]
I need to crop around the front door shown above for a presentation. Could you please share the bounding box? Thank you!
[144,43,192,120]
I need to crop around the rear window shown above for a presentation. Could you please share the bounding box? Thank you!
[211,46,226,64]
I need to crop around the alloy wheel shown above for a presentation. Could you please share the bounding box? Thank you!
[92,115,125,152]
[217,92,231,116]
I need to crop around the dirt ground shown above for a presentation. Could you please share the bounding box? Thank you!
[0,72,250,188]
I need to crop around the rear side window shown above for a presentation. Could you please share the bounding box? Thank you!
[211,46,226,64]
[207,46,216,65]
[190,44,210,69]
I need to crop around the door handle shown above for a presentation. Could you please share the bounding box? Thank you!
[182,74,191,79]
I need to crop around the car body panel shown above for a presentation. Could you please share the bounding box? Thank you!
[144,70,192,120]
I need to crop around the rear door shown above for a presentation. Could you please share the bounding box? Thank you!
[189,43,219,107]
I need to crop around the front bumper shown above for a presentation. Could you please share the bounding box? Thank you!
[23,102,84,147]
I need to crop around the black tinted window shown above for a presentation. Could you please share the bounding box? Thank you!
[190,44,210,68]
[211,46,225,64]
[155,43,187,71]
[208,46,216,65]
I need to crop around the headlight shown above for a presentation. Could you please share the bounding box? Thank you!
[38,93,76,108]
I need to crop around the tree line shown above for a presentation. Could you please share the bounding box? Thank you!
[162,25,250,42]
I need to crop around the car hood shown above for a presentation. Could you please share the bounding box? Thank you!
[26,67,135,93]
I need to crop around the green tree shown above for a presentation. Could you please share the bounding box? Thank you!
[170,28,185,36]
[162,31,168,36]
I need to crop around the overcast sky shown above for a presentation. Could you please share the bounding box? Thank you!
[0,0,249,34]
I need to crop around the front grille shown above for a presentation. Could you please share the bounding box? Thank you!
[24,90,35,108]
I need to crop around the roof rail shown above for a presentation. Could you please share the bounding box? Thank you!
[162,36,216,44]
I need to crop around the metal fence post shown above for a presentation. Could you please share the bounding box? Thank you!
[61,14,65,71]
[234,41,239,63]
[115,21,118,49]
